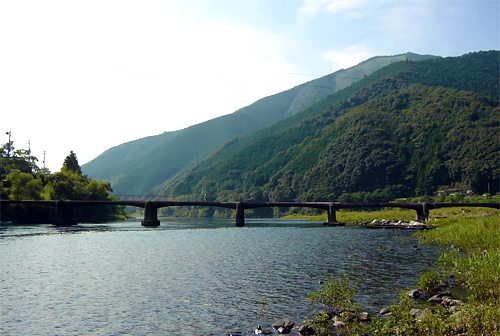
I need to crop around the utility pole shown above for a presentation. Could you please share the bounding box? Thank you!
[27,140,32,173]
[5,131,11,157]
[43,151,46,170]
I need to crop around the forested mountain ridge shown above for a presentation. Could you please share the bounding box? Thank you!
[155,51,499,204]
[82,53,434,195]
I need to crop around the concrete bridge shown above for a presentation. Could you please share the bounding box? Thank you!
[1,199,498,227]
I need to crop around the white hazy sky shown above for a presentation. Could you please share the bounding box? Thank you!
[1,0,499,172]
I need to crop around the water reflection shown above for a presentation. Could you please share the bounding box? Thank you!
[0,217,326,238]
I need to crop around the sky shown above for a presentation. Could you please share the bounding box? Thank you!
[1,0,499,172]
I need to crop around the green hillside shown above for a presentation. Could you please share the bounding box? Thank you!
[82,53,433,195]
[81,131,178,186]
[156,51,499,205]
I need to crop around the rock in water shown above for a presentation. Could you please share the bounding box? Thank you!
[272,318,295,333]
[408,289,421,298]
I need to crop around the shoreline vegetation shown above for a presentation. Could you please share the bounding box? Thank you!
[1,150,129,224]
[287,205,499,335]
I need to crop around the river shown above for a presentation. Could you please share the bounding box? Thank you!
[0,217,441,335]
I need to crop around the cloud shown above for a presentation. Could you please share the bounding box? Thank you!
[299,0,372,18]
[322,45,376,71]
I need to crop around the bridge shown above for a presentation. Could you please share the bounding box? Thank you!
[1,199,498,227]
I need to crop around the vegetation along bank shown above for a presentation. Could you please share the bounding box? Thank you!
[1,146,127,223]
[296,204,499,336]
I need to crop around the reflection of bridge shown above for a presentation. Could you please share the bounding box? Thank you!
[1,200,498,227]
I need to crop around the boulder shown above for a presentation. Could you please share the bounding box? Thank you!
[448,305,460,314]
[440,296,453,307]
[254,324,273,335]
[359,312,370,322]
[429,295,443,304]
[271,318,295,329]
[298,325,315,335]
[410,308,423,317]
[271,318,295,334]
[408,289,421,298]
[410,308,430,322]
[380,307,391,315]
[449,299,464,307]
[333,320,345,328]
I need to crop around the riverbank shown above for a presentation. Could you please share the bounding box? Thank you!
[377,211,499,335]
[293,207,500,335]
[283,205,497,225]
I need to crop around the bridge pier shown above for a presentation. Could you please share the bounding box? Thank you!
[53,200,78,226]
[235,202,245,227]
[141,201,160,227]
[415,202,430,222]
[326,203,338,223]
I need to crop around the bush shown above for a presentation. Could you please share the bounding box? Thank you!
[308,273,361,313]
[417,270,440,294]
[307,273,364,335]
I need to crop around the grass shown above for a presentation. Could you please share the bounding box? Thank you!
[416,213,500,306]
[285,205,498,224]
[284,208,416,223]
[411,212,499,335]
[300,207,500,335]
[416,213,500,252]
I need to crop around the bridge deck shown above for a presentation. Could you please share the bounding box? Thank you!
[1,200,498,226]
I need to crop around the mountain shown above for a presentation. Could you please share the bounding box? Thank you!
[155,51,499,207]
[82,52,435,195]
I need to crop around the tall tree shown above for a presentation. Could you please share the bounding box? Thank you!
[62,151,82,175]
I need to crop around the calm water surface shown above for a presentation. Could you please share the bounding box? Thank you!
[0,218,441,335]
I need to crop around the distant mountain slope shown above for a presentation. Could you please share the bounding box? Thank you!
[82,52,433,194]
[156,51,499,203]
[81,131,178,186]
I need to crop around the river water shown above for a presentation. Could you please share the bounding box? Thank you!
[0,218,441,335]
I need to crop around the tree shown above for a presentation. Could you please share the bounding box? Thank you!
[44,171,77,200]
[1,141,39,175]
[5,169,43,200]
[62,151,82,175]
[1,146,126,223]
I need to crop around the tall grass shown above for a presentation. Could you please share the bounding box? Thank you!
[417,213,500,304]
[417,214,500,252]
[387,211,500,335]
